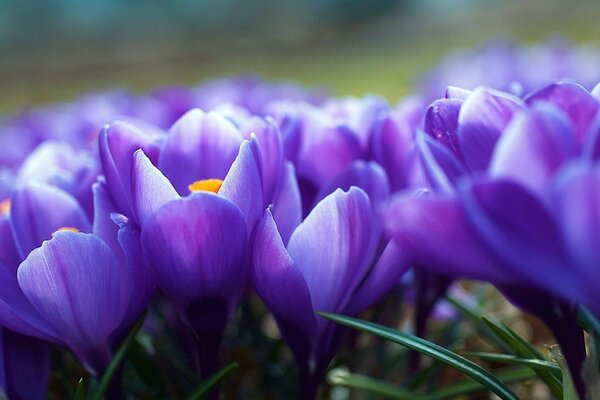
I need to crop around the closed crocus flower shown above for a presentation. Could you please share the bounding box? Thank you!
[385,81,600,397]
[130,138,265,379]
[252,187,408,399]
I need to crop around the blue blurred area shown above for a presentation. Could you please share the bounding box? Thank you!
[0,0,405,52]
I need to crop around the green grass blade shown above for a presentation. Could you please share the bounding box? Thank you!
[89,312,147,400]
[318,312,520,400]
[446,295,511,351]
[481,317,563,397]
[183,362,238,400]
[327,368,423,399]
[548,345,580,400]
[427,367,536,399]
[73,378,85,400]
[465,352,561,373]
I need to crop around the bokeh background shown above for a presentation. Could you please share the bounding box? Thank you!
[2,0,600,113]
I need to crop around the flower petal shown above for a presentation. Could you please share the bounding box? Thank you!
[17,232,129,374]
[287,187,379,313]
[10,182,91,259]
[251,209,316,367]
[158,109,243,194]
[525,81,599,144]
[313,161,390,206]
[131,149,179,226]
[461,178,574,295]
[240,117,283,204]
[382,192,509,283]
[219,139,265,233]
[489,105,577,196]
[141,192,247,313]
[271,162,302,245]
[424,98,463,160]
[99,120,163,218]
[458,88,524,171]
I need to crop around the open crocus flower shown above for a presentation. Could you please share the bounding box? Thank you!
[385,81,600,397]
[252,187,409,399]
[129,130,292,378]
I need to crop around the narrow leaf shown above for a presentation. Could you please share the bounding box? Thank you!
[428,367,537,399]
[73,378,85,400]
[183,362,238,400]
[89,312,147,400]
[318,312,520,400]
[466,352,561,373]
[327,368,421,399]
[481,317,563,397]
[548,345,580,400]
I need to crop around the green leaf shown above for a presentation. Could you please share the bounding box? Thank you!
[73,378,85,400]
[327,368,421,399]
[548,345,580,400]
[465,352,561,373]
[183,362,238,400]
[89,312,147,400]
[481,317,563,397]
[317,312,520,400]
[446,295,511,351]
[427,367,537,399]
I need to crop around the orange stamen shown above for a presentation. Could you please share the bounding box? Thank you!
[188,179,223,194]
[0,199,10,215]
[52,227,80,236]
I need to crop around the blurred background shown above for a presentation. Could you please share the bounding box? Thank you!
[2,0,600,113]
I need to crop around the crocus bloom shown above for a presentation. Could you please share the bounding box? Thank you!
[252,187,408,399]
[385,81,600,397]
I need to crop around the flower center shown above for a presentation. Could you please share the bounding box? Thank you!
[0,199,10,216]
[188,179,223,194]
[52,227,80,236]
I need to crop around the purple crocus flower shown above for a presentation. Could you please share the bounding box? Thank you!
[419,38,600,100]
[126,126,291,379]
[252,187,408,399]
[385,81,600,397]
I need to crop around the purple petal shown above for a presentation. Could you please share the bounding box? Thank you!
[10,182,91,259]
[313,161,390,206]
[219,139,264,233]
[382,193,509,283]
[0,263,59,341]
[458,88,524,171]
[131,150,179,226]
[99,120,163,219]
[141,192,247,314]
[18,232,129,374]
[553,163,600,306]
[424,98,463,160]
[525,81,599,145]
[2,329,49,400]
[461,178,574,295]
[296,112,362,185]
[271,162,302,245]
[287,187,379,313]
[158,109,243,194]
[92,181,123,262]
[369,116,413,190]
[251,209,316,367]
[416,132,467,193]
[445,86,472,100]
[240,117,283,204]
[489,105,577,196]
[0,216,19,269]
[345,241,410,314]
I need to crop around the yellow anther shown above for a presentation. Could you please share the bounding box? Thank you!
[0,199,10,215]
[188,179,223,194]
[52,227,80,236]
